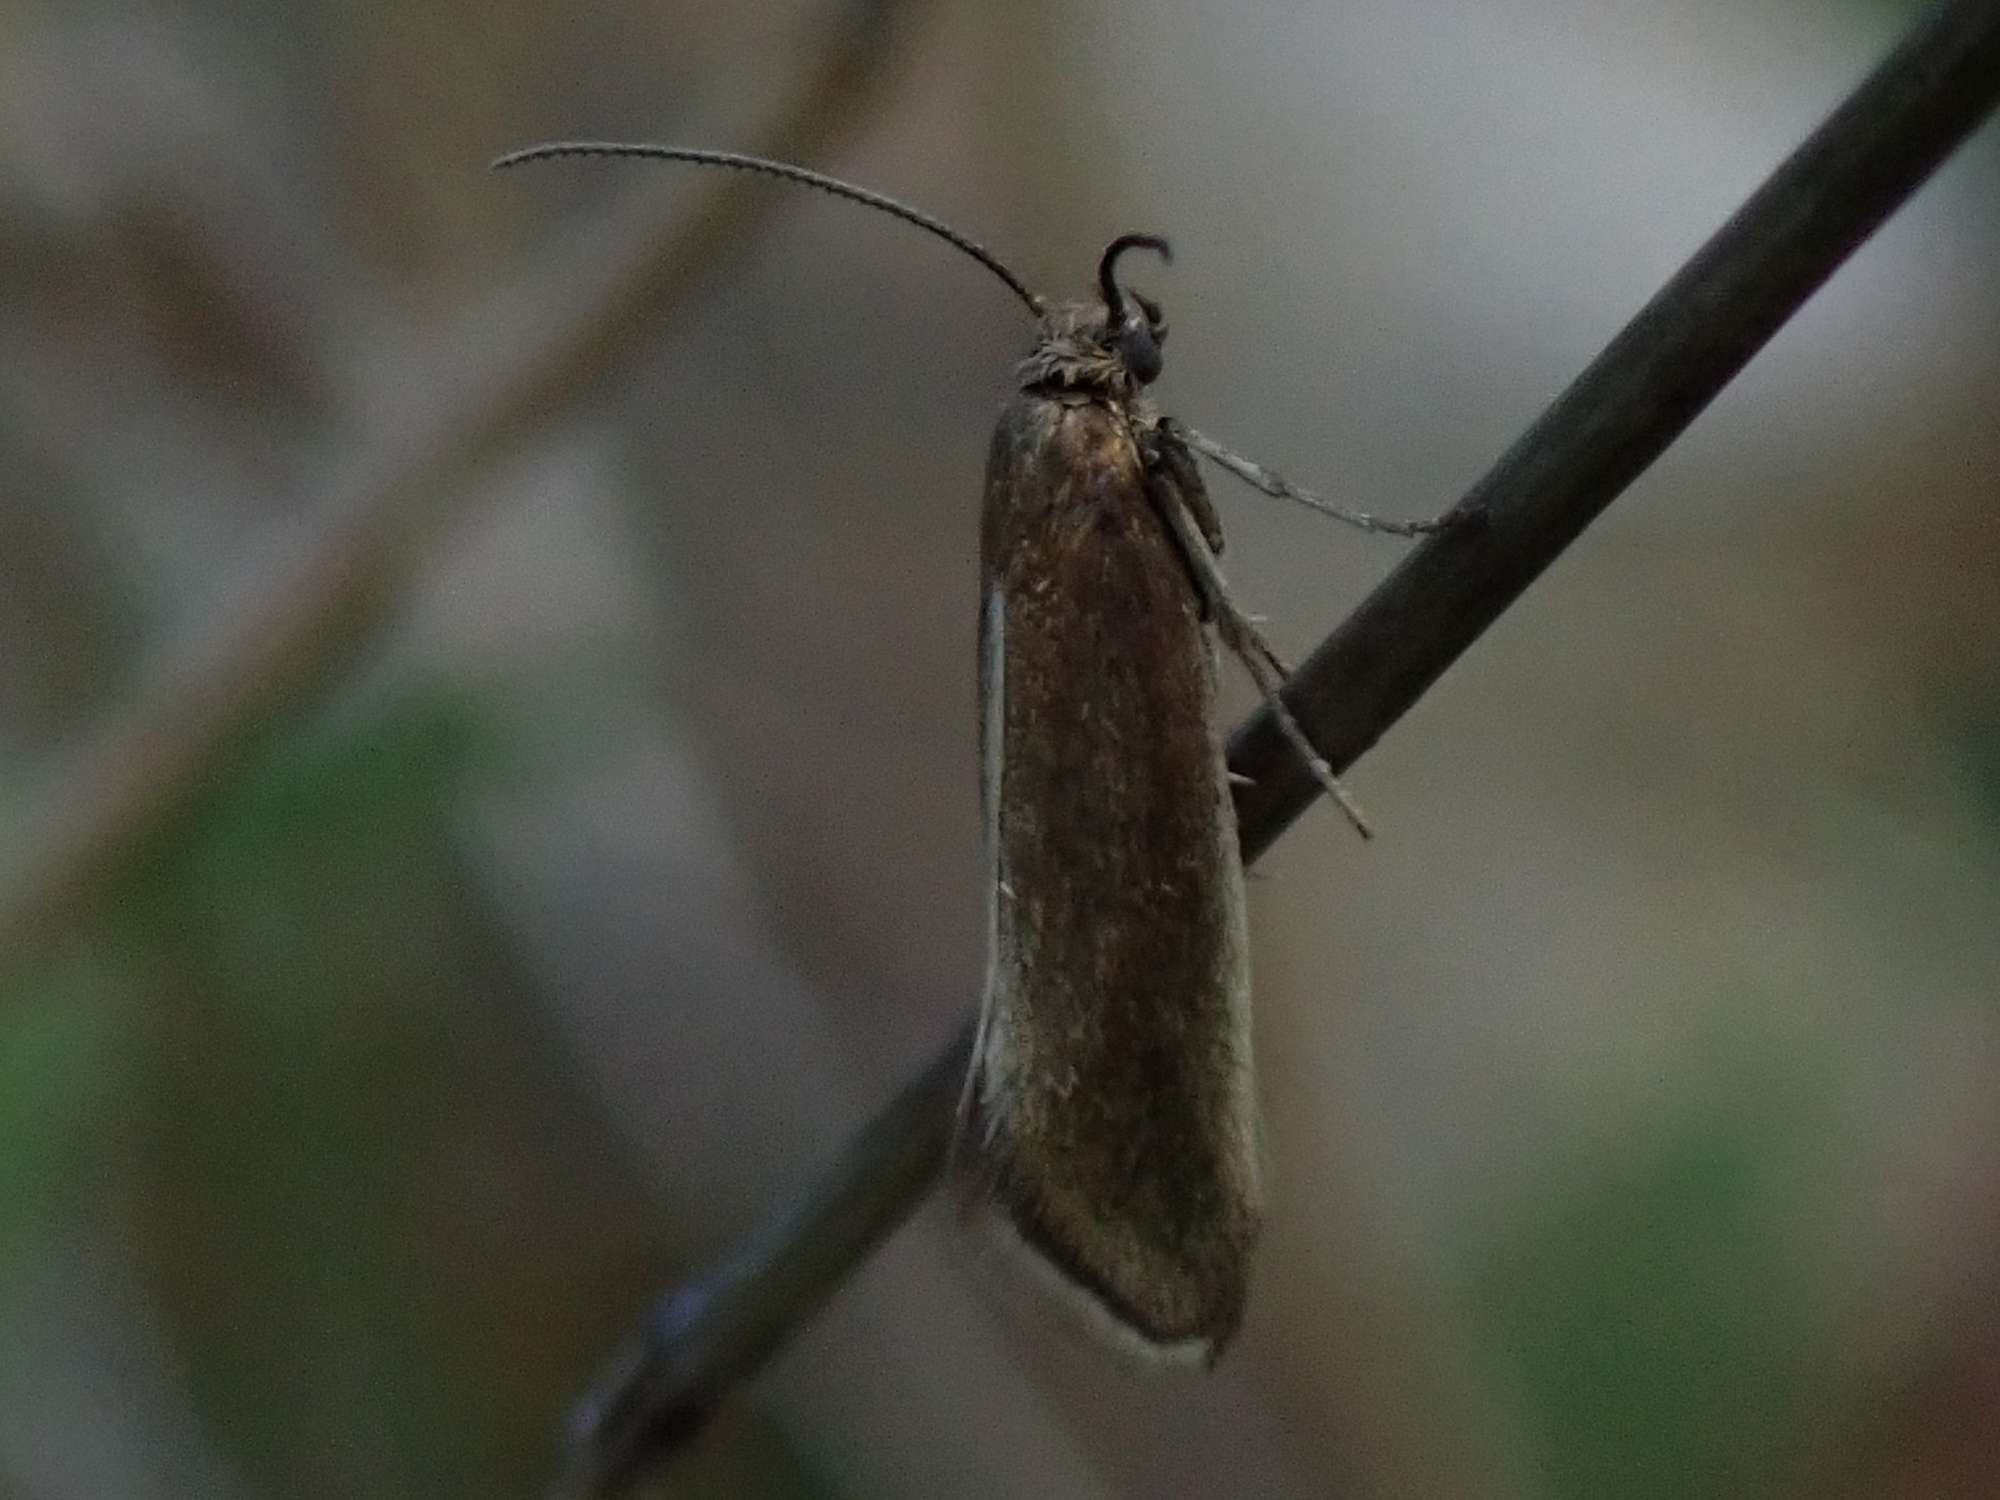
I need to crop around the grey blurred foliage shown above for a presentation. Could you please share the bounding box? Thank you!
[1,0,1998,1498]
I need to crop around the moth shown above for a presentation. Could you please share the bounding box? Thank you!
[495,142,1436,1363]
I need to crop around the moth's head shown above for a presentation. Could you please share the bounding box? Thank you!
[1019,234,1171,399]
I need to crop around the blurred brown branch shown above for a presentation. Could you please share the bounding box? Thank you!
[0,0,920,963]
[551,2,2000,1495]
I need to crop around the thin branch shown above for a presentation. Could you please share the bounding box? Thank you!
[1229,0,2000,853]
[552,1031,971,1500]
[555,2,2000,1494]
[0,0,919,965]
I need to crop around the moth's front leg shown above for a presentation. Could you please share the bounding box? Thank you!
[1141,416,1374,840]
[1140,417,1225,559]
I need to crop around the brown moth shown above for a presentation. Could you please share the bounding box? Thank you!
[967,253,1259,1359]
[494,142,1430,1363]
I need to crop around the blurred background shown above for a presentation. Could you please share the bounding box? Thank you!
[2,0,1998,1495]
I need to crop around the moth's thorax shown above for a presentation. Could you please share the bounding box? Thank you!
[1017,301,1154,403]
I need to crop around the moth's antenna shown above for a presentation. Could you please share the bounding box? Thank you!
[492,141,1047,318]
[1098,234,1171,322]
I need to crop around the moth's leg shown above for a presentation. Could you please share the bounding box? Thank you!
[1139,423,1230,624]
[1143,464,1373,840]
[1141,422,1226,556]
[1176,422,1447,538]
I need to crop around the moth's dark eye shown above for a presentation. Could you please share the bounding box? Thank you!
[1119,319,1164,385]
[1133,291,1167,347]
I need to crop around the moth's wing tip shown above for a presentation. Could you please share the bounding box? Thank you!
[956,1178,1246,1369]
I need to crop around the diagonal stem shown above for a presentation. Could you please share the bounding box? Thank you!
[1229,0,2000,854]
[557,2,2000,1493]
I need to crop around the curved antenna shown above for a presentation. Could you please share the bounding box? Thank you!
[492,141,1045,317]
[1097,233,1171,321]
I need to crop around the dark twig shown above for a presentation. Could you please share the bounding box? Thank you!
[551,1031,971,1500]
[1230,0,2000,850]
[0,0,916,966]
[557,2,2000,1493]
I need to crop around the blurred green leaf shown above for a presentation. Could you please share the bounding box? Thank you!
[1,683,834,1500]
[0,963,123,1264]
[112,690,502,1496]
[1466,1063,1833,1500]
